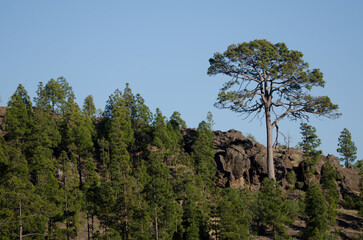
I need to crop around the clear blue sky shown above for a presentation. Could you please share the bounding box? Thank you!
[1,1,362,161]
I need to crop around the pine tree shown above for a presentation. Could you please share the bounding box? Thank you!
[337,128,357,168]
[144,152,182,240]
[1,84,66,238]
[26,106,63,237]
[192,120,215,186]
[58,151,82,240]
[131,93,153,169]
[83,95,96,119]
[218,188,253,240]
[256,178,292,238]
[169,111,187,129]
[107,94,134,191]
[167,112,186,166]
[170,163,211,240]
[29,86,61,180]
[182,117,217,239]
[98,90,136,239]
[57,96,97,239]
[206,111,215,130]
[144,108,183,240]
[304,183,329,240]
[134,93,153,126]
[33,82,51,111]
[59,97,96,190]
[321,162,339,227]
[122,85,153,168]
[4,84,32,150]
[0,139,49,239]
[45,77,74,113]
[152,108,170,150]
[123,83,137,122]
[298,123,322,184]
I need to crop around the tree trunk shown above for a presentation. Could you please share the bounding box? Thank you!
[155,212,159,240]
[345,158,349,168]
[87,213,90,240]
[65,171,70,240]
[265,107,275,179]
[92,214,94,239]
[47,219,52,240]
[19,200,22,240]
[78,156,83,190]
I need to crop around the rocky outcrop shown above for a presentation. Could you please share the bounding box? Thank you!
[182,128,360,197]
[0,107,6,136]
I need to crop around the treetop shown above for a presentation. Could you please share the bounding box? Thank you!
[208,39,340,122]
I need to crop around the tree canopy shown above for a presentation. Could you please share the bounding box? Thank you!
[337,128,357,168]
[208,39,340,179]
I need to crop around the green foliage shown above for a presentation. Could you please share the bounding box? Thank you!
[59,97,96,190]
[304,183,329,240]
[245,133,258,143]
[0,144,51,239]
[352,160,363,171]
[171,165,208,240]
[218,188,254,240]
[58,150,83,239]
[208,40,339,119]
[287,170,297,190]
[144,152,182,240]
[170,111,187,129]
[321,162,339,226]
[256,178,294,239]
[4,84,32,149]
[337,128,357,168]
[99,92,137,238]
[34,81,51,111]
[298,123,322,165]
[0,79,348,239]
[298,123,322,182]
[360,175,363,217]
[45,76,74,113]
[206,111,215,130]
[83,94,96,118]
[193,120,216,186]
[134,93,153,126]
[342,194,360,210]
[208,39,340,179]
[152,108,170,150]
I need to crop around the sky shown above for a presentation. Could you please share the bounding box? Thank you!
[1,1,362,161]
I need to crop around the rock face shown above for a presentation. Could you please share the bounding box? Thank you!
[182,128,360,197]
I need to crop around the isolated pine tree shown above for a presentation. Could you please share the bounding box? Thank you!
[337,128,357,168]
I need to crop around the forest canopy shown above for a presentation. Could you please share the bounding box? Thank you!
[0,76,361,240]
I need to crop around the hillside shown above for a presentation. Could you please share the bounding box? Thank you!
[0,82,362,239]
